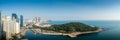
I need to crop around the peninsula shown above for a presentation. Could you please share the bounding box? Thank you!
[33,22,102,38]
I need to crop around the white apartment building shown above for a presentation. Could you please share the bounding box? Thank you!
[3,16,20,39]
[3,16,12,39]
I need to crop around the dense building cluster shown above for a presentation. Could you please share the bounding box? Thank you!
[0,11,24,40]
[0,11,51,40]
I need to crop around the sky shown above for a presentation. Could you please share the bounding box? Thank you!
[0,0,120,20]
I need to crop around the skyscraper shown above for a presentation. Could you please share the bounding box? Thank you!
[20,15,23,27]
[3,16,20,40]
[0,11,3,39]
[4,16,11,40]
[12,13,19,22]
[33,16,41,26]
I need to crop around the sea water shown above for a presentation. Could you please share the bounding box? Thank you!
[24,20,120,40]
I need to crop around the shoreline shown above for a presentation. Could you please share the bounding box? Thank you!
[42,28,103,38]
[63,28,102,38]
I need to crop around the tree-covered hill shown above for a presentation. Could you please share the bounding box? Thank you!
[47,22,99,33]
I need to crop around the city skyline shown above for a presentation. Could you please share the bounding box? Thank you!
[0,11,20,40]
[0,10,49,40]
[1,0,120,20]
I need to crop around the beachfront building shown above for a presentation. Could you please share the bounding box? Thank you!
[0,11,3,39]
[3,16,20,40]
[42,24,51,27]
[32,16,41,26]
[3,16,12,39]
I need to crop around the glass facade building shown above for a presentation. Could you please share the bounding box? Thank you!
[20,15,23,27]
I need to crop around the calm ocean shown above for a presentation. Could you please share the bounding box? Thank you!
[24,20,120,40]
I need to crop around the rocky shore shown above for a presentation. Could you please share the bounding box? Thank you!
[42,28,102,38]
[62,28,102,38]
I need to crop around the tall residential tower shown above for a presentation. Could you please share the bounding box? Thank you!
[12,13,19,22]
[0,11,3,39]
[20,15,23,27]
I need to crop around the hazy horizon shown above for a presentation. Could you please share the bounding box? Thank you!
[0,0,120,20]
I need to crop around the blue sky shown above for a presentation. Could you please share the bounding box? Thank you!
[0,0,120,20]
